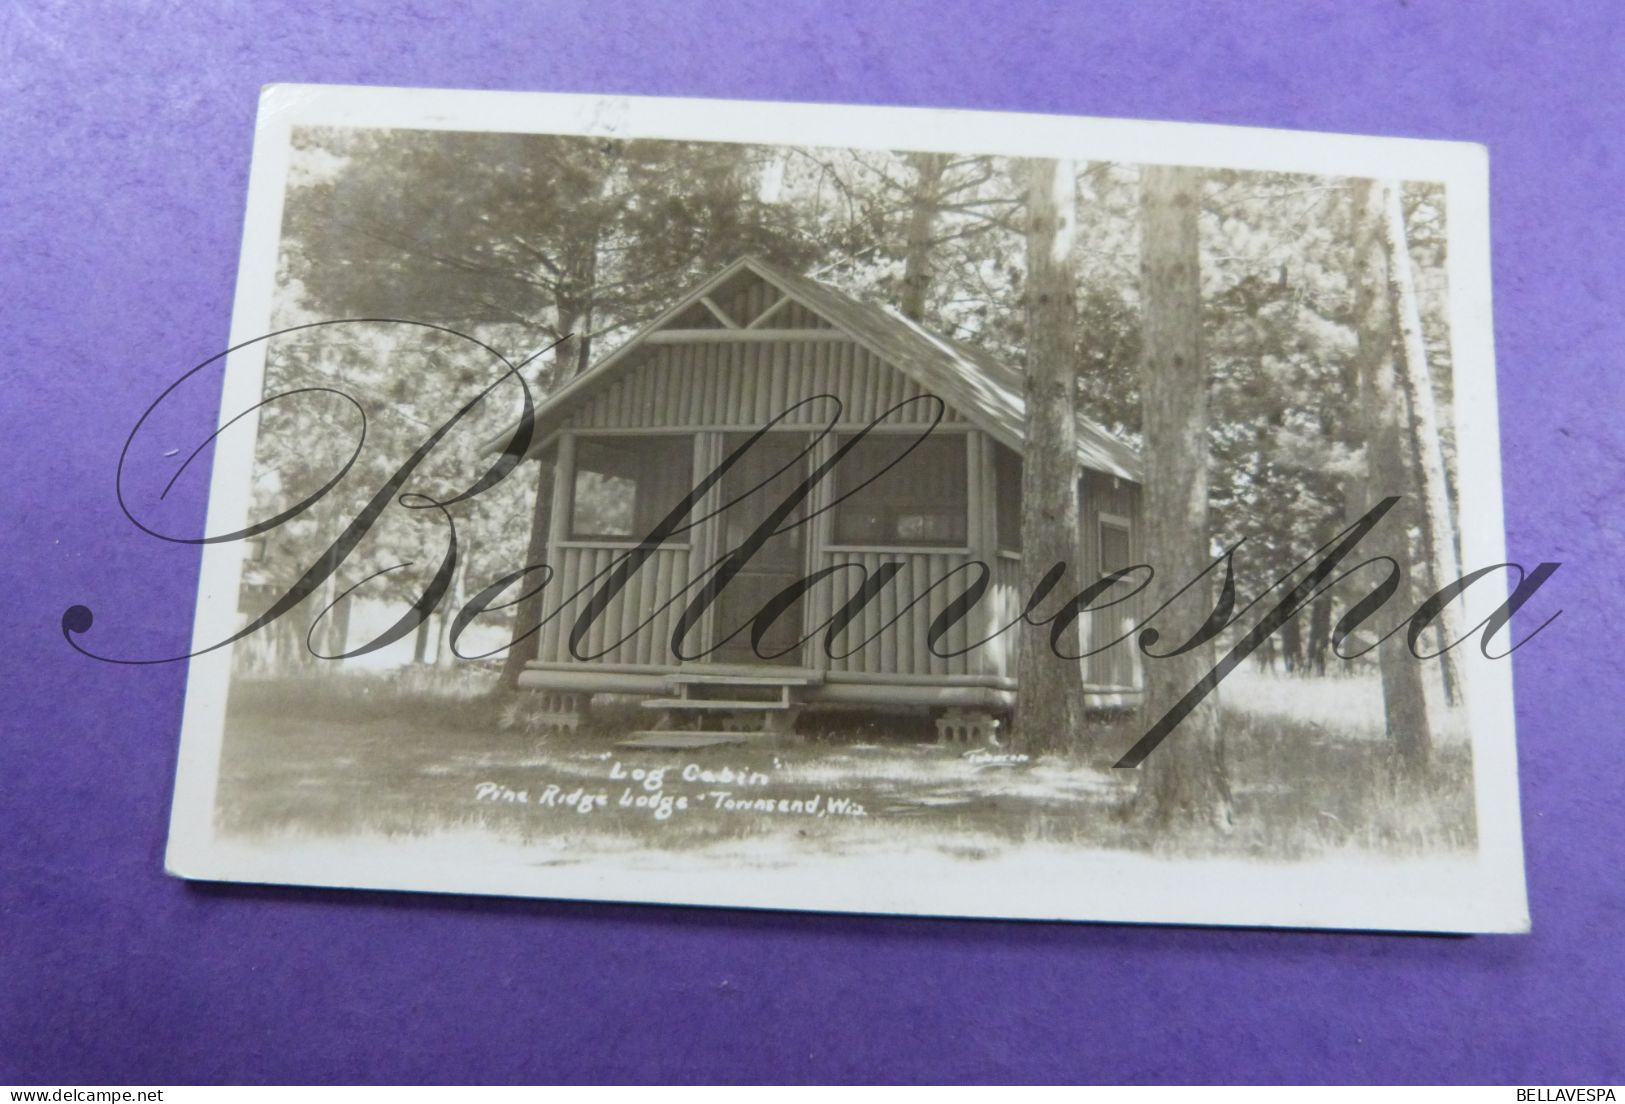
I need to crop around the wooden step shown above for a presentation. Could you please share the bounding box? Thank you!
[641,697,788,711]
[666,669,822,687]
[617,731,756,749]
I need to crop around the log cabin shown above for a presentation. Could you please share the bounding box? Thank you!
[508,257,1144,745]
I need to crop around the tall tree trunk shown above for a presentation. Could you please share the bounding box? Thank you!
[899,153,948,322]
[330,594,352,663]
[1255,633,1277,674]
[1382,181,1465,709]
[438,531,476,668]
[1352,180,1432,774]
[1307,591,1333,676]
[1136,164,1232,829]
[550,236,598,384]
[277,600,305,672]
[305,491,346,673]
[1012,158,1087,755]
[498,245,597,690]
[413,614,432,664]
[1278,614,1302,675]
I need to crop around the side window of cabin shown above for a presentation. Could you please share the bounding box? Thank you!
[994,443,1023,553]
[1099,517,1132,579]
[1097,515,1139,687]
[833,434,968,547]
[569,436,691,541]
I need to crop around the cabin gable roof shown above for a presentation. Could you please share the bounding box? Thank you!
[516,256,1141,482]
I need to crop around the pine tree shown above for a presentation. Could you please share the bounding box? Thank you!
[1012,158,1087,754]
[1136,165,1233,827]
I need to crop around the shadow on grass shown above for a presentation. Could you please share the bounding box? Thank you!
[214,671,1476,864]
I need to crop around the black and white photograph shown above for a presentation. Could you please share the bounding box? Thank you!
[160,86,1527,931]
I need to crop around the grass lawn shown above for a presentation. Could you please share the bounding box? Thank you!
[214,669,1477,864]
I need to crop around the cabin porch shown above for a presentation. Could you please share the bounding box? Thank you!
[505,257,1146,746]
[513,659,1150,748]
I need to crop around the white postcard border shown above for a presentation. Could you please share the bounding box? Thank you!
[164,84,1528,933]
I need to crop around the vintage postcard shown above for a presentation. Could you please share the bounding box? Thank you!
[144,84,1541,930]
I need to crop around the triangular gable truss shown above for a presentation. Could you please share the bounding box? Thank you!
[515,256,1141,482]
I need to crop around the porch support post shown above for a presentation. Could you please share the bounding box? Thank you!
[967,432,999,678]
[548,432,575,551]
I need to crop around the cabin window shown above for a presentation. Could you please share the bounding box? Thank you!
[832,433,968,547]
[1099,517,1132,577]
[568,435,691,541]
[994,444,1024,552]
[1096,515,1140,687]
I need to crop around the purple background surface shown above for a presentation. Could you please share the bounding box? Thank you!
[2,0,1620,1085]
